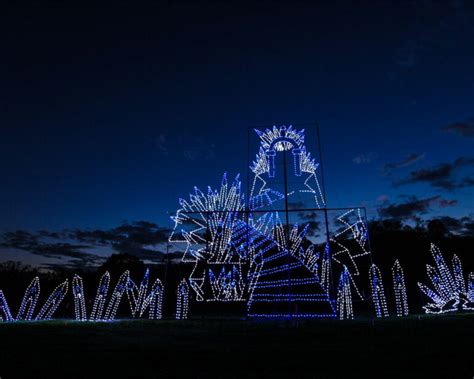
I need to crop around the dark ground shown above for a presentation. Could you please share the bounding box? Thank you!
[0,314,473,378]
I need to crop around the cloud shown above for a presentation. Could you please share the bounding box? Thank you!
[377,195,457,220]
[353,152,378,165]
[434,216,474,237]
[69,221,169,260]
[442,118,474,138]
[383,153,425,172]
[0,221,170,269]
[287,201,306,209]
[394,157,474,190]
[0,230,102,266]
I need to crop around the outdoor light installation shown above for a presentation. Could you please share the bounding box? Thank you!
[169,125,373,318]
[418,244,474,314]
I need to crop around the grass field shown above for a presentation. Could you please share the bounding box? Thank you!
[0,314,473,378]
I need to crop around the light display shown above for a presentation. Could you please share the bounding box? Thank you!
[127,270,165,319]
[169,125,372,318]
[72,274,87,321]
[36,280,69,320]
[127,269,150,317]
[250,126,325,207]
[0,290,14,321]
[418,244,474,314]
[140,278,164,319]
[452,255,466,295]
[90,272,110,321]
[169,173,247,303]
[392,260,409,317]
[369,264,389,317]
[337,266,353,320]
[104,270,129,321]
[176,279,189,320]
[17,277,40,320]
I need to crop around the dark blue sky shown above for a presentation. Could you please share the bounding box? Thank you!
[1,1,473,268]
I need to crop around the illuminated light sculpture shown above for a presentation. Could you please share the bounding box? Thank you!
[176,279,189,320]
[17,276,40,320]
[392,260,409,317]
[250,126,325,208]
[90,272,110,321]
[0,290,14,321]
[127,270,164,319]
[169,125,372,318]
[418,244,474,314]
[36,280,69,320]
[104,270,129,321]
[72,274,87,321]
[140,278,164,319]
[169,173,248,302]
[127,269,150,317]
[246,217,336,318]
[369,264,389,317]
[337,266,353,320]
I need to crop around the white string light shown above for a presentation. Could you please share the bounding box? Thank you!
[140,278,164,319]
[104,271,129,321]
[90,272,110,321]
[176,279,189,320]
[369,264,389,318]
[336,266,353,320]
[392,260,409,317]
[72,274,87,321]
[36,280,69,320]
[418,244,474,314]
[16,276,40,320]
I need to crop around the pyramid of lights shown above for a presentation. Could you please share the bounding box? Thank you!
[169,125,372,318]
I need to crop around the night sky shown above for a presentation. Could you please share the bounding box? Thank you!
[1,1,473,268]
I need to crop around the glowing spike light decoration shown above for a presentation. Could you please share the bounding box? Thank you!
[90,272,110,321]
[72,274,87,321]
[320,243,331,295]
[17,276,40,320]
[336,266,353,320]
[176,279,190,320]
[0,290,14,321]
[126,270,165,320]
[127,269,150,318]
[418,244,474,314]
[392,260,409,317]
[140,278,164,319]
[104,270,129,321]
[36,280,69,320]
[369,264,389,318]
